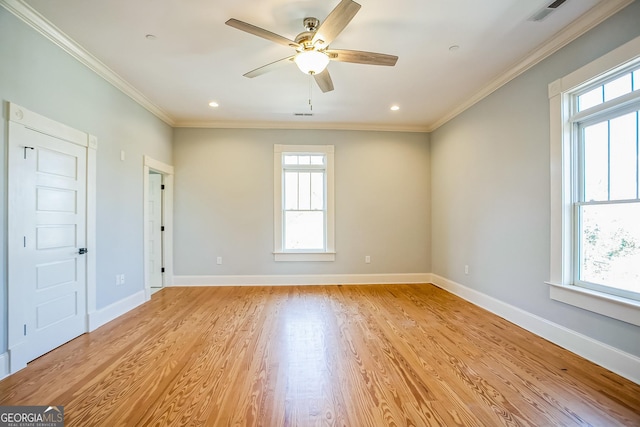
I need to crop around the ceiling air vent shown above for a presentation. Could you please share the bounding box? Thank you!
[294,113,313,117]
[529,0,568,22]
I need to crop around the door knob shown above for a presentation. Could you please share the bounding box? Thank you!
[78,248,88,255]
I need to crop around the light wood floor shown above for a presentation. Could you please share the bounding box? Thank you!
[1,285,639,426]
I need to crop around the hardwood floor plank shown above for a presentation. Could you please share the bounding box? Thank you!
[1,284,638,426]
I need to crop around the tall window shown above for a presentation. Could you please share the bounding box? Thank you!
[273,145,335,261]
[283,154,326,250]
[574,65,640,301]
[548,36,640,326]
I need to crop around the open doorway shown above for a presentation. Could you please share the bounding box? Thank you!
[143,156,174,300]
[148,171,163,293]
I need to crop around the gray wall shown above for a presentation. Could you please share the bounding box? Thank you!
[0,8,173,354]
[430,1,640,357]
[173,128,431,276]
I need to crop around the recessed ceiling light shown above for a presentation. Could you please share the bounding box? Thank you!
[208,101,219,108]
[145,34,157,40]
[390,105,400,111]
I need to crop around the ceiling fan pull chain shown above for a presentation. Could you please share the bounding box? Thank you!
[309,73,313,111]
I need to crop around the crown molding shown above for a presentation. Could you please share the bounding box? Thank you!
[174,120,431,133]
[427,0,634,132]
[0,0,175,126]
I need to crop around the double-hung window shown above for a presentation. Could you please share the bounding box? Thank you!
[273,145,335,261]
[574,69,640,300]
[548,36,640,325]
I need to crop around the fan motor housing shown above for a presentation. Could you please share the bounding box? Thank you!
[295,17,320,49]
[303,17,319,31]
[295,32,315,47]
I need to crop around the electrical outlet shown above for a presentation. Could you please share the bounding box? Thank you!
[365,256,371,264]
[216,256,222,265]
[465,265,469,275]
[121,274,125,285]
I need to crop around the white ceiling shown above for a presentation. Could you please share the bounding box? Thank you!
[15,0,631,131]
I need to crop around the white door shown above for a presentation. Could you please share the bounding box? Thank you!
[148,172,163,288]
[9,122,87,364]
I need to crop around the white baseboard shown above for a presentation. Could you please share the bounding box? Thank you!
[431,274,640,385]
[0,352,8,380]
[172,273,432,287]
[87,290,147,332]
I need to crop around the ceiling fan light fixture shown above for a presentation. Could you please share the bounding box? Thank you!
[294,50,330,75]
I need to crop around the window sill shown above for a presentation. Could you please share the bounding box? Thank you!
[274,252,336,262]
[547,282,640,326]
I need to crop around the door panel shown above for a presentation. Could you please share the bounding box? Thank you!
[37,187,77,212]
[37,148,78,178]
[36,225,77,249]
[36,293,77,328]
[36,259,77,289]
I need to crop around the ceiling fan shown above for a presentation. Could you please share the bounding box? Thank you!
[225,0,398,93]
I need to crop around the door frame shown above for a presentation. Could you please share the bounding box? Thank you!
[143,155,174,300]
[6,102,97,374]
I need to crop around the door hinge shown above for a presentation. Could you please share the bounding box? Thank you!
[161,267,165,273]
[161,226,165,231]
[24,324,27,336]
[23,146,34,159]
[161,184,165,190]
[23,236,26,247]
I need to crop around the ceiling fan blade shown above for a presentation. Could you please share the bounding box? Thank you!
[313,69,334,93]
[312,0,361,47]
[243,56,295,78]
[226,19,300,49]
[326,49,398,66]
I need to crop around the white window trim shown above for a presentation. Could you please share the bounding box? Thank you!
[273,144,335,262]
[547,35,640,326]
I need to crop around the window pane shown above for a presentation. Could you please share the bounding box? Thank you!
[284,172,299,209]
[284,155,298,165]
[310,172,324,210]
[298,172,311,210]
[579,203,640,294]
[609,111,638,200]
[578,87,603,111]
[583,122,609,201]
[310,155,324,165]
[634,70,640,91]
[604,74,632,102]
[298,155,310,165]
[284,211,324,249]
